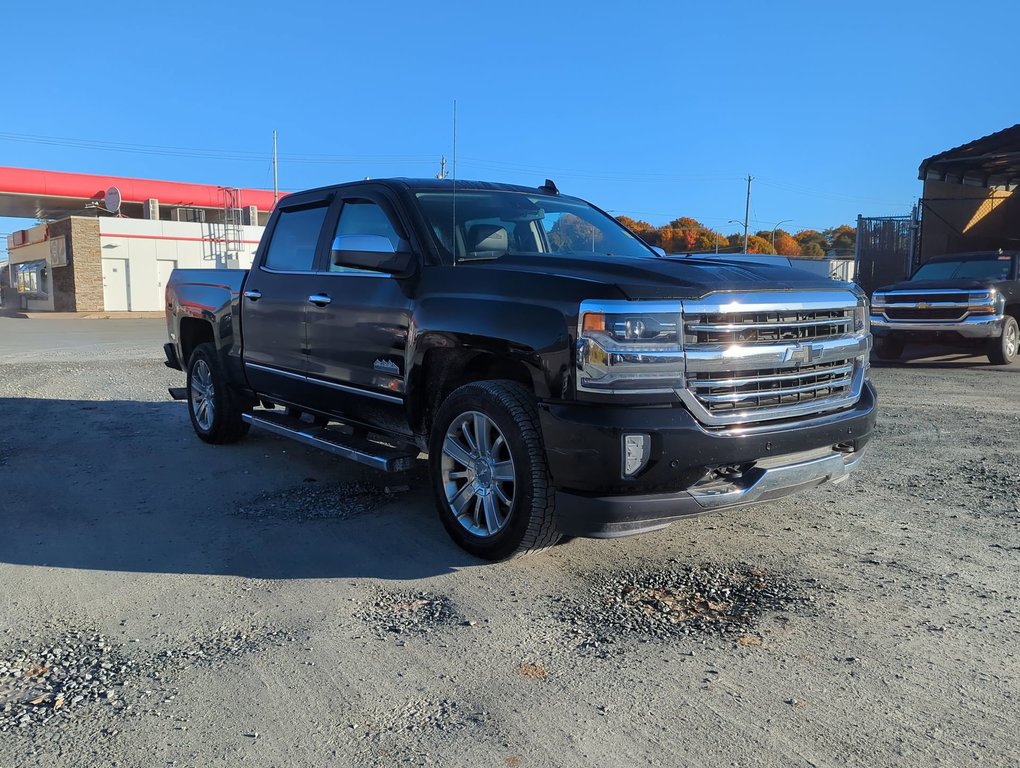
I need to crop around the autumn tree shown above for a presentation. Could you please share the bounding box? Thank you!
[616,215,661,247]
[745,235,776,255]
[773,231,801,257]
[549,214,602,252]
[794,229,827,259]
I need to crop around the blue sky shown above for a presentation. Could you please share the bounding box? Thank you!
[2,0,1017,256]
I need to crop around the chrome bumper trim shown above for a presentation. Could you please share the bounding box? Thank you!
[688,448,865,511]
[870,314,1005,339]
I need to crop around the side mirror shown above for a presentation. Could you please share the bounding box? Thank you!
[330,234,416,278]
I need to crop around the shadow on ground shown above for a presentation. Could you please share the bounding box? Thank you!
[0,396,479,580]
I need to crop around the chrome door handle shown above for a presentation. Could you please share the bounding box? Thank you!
[308,294,332,306]
[243,289,262,301]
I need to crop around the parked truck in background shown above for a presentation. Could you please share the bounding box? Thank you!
[871,250,1019,364]
[163,178,877,560]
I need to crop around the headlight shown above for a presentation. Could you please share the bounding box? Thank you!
[851,287,870,333]
[967,289,1004,314]
[576,300,684,393]
[854,301,870,334]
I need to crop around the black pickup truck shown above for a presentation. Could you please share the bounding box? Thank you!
[871,251,1019,364]
[164,178,876,559]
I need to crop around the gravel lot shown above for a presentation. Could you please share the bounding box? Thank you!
[0,316,1017,767]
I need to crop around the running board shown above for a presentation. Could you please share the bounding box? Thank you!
[168,387,188,401]
[242,411,419,472]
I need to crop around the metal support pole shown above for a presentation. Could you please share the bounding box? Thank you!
[742,175,752,253]
[272,130,279,205]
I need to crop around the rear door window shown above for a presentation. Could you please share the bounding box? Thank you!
[263,205,329,272]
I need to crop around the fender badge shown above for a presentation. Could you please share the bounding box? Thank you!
[373,358,400,374]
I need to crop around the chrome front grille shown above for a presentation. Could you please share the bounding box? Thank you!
[872,290,978,323]
[678,291,869,426]
[884,307,966,321]
[689,360,855,413]
[686,309,852,345]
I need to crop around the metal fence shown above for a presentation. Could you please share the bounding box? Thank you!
[854,208,919,295]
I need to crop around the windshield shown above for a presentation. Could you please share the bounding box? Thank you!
[414,190,656,262]
[911,256,1014,281]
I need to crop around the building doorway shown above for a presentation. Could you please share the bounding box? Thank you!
[102,258,130,311]
[156,259,177,311]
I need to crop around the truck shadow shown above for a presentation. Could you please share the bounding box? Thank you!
[871,345,1020,371]
[0,396,482,580]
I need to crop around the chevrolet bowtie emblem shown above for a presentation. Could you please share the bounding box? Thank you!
[784,342,824,365]
[917,302,931,309]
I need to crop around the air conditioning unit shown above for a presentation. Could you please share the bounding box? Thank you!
[172,207,206,223]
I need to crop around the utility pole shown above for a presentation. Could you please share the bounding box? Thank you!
[272,130,279,204]
[436,155,447,179]
[742,175,752,253]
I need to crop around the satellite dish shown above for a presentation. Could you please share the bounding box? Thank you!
[105,186,122,214]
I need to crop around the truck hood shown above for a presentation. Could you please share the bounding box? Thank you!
[874,278,1000,293]
[475,253,841,299]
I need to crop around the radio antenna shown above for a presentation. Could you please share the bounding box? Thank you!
[452,99,458,266]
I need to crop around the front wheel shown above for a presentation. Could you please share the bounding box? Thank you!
[186,342,251,444]
[987,316,1019,365]
[428,381,560,560]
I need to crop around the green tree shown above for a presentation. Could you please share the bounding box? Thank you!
[824,225,856,255]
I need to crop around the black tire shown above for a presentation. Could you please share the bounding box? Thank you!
[428,380,560,560]
[987,315,1019,365]
[874,335,904,361]
[186,342,251,444]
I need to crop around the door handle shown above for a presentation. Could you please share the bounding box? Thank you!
[308,294,332,306]
[243,289,262,301]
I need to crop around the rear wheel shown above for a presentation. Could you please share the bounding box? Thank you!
[874,335,904,361]
[987,316,1019,365]
[429,381,560,560]
[186,342,250,444]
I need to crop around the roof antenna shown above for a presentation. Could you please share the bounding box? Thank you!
[539,178,559,195]
[452,99,458,266]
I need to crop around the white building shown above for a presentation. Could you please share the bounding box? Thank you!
[1,166,277,312]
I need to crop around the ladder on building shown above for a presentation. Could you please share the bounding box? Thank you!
[220,187,244,267]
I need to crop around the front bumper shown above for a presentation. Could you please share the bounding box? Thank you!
[540,382,877,537]
[870,314,1005,339]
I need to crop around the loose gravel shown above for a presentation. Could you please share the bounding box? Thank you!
[0,624,300,735]
[0,632,140,732]
[236,479,394,521]
[357,590,461,637]
[555,561,816,649]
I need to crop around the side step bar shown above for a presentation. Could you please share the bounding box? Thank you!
[242,410,419,472]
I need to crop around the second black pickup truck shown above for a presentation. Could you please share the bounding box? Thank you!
[871,250,1019,364]
[164,178,877,559]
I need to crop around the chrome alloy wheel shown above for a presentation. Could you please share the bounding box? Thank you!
[1005,320,1019,360]
[190,359,216,431]
[441,411,516,537]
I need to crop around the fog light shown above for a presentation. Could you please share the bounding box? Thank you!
[623,434,651,477]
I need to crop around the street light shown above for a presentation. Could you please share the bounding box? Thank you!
[726,219,745,253]
[770,219,792,251]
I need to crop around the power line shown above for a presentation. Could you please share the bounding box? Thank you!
[0,131,436,165]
